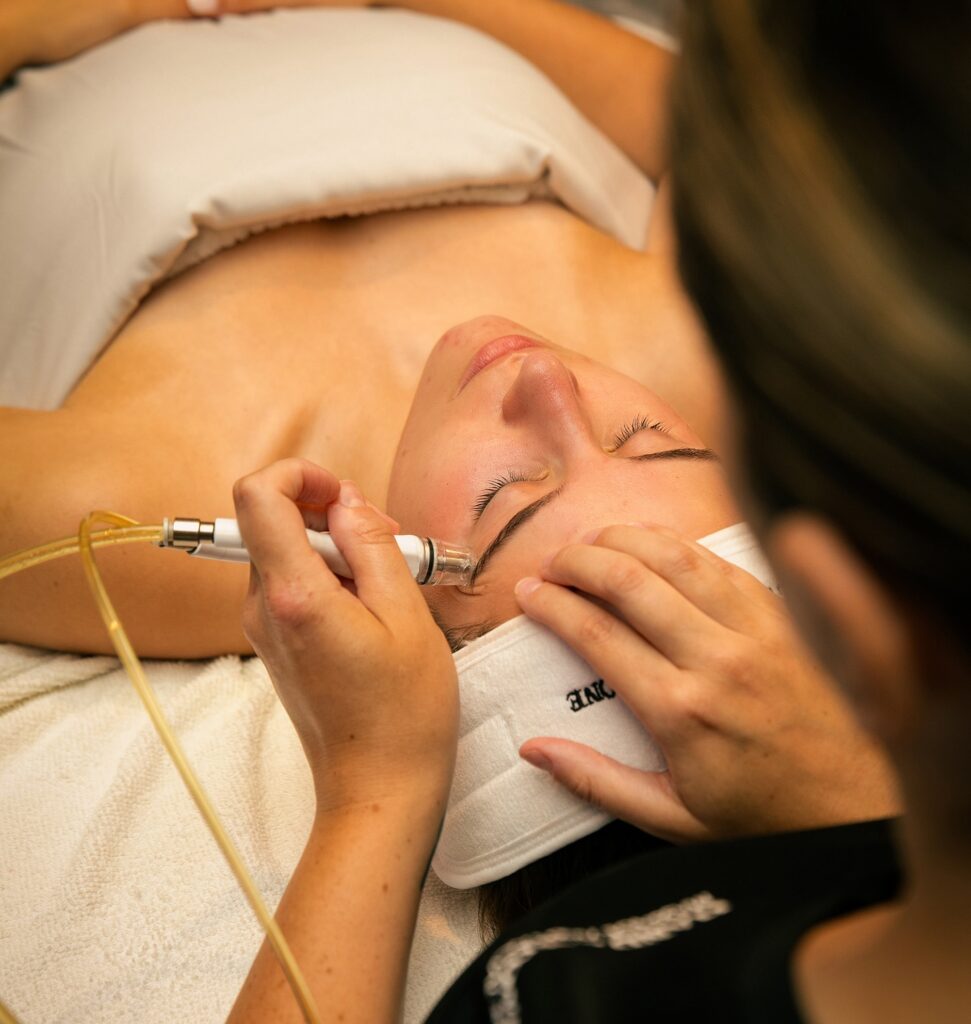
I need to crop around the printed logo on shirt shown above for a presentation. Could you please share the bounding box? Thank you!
[566,679,616,712]
[483,891,733,1024]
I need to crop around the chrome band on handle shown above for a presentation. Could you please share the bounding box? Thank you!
[160,517,215,551]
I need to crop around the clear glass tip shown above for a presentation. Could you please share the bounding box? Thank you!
[422,539,474,587]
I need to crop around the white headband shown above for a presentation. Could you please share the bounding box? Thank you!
[431,523,779,889]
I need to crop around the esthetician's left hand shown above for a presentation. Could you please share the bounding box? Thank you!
[514,524,900,843]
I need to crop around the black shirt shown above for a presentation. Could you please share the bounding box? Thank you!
[426,819,900,1023]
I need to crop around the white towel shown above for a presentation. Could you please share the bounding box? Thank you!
[432,523,779,889]
[0,7,651,410]
[0,646,480,1024]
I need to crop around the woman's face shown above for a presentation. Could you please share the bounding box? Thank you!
[387,316,738,636]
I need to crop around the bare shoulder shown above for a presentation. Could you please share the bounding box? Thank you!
[0,406,251,657]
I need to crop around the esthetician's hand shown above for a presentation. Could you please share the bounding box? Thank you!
[233,458,458,812]
[515,525,901,843]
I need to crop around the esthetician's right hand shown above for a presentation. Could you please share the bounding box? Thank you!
[233,458,459,813]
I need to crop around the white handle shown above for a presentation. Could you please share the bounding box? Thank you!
[190,518,426,581]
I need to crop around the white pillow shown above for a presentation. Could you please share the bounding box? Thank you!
[0,8,652,409]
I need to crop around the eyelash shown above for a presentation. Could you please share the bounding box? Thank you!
[610,414,669,450]
[472,469,541,519]
[471,415,670,520]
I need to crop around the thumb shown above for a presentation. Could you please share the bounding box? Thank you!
[520,738,710,844]
[326,480,421,618]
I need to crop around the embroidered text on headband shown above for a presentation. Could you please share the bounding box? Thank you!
[431,523,780,889]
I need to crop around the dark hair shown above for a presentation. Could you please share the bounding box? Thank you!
[477,820,669,941]
[671,1,970,641]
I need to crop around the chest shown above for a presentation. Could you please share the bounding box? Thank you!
[65,203,723,502]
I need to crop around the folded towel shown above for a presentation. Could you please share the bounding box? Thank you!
[432,523,779,889]
[0,7,652,409]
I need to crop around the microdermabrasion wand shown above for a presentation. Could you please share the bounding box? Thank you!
[159,518,475,587]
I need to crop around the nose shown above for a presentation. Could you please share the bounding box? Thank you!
[501,350,596,455]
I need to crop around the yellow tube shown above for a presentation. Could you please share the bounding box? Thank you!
[0,515,322,1024]
[0,518,162,580]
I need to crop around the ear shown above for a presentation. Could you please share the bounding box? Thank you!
[765,512,918,749]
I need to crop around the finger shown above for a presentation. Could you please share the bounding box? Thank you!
[367,502,401,533]
[131,2,197,24]
[593,526,763,628]
[520,739,709,844]
[643,524,782,609]
[184,0,220,15]
[233,458,342,584]
[295,494,397,535]
[540,541,727,665]
[514,576,677,705]
[213,0,353,13]
[325,481,425,622]
[558,525,775,639]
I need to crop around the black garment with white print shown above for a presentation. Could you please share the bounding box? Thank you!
[425,818,899,1024]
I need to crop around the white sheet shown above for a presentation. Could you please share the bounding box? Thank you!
[0,643,481,1024]
[0,7,651,410]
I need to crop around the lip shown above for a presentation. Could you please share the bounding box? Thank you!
[457,335,542,393]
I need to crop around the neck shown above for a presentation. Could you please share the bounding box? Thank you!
[797,816,971,1024]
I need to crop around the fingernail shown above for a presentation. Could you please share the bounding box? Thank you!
[520,747,552,772]
[515,576,542,598]
[339,481,365,508]
[186,0,219,15]
[580,528,602,545]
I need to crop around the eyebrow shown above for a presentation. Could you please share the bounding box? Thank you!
[629,447,717,464]
[469,447,716,587]
[469,486,565,587]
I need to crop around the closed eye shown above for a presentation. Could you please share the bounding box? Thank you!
[610,414,670,450]
[472,415,671,521]
[471,470,544,521]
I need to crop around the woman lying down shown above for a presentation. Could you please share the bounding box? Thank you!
[0,2,898,1022]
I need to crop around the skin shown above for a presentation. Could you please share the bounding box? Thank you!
[1,0,726,659]
[0,201,724,656]
[386,314,738,633]
[1,4,936,1024]
[228,463,458,1024]
[765,516,971,1024]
